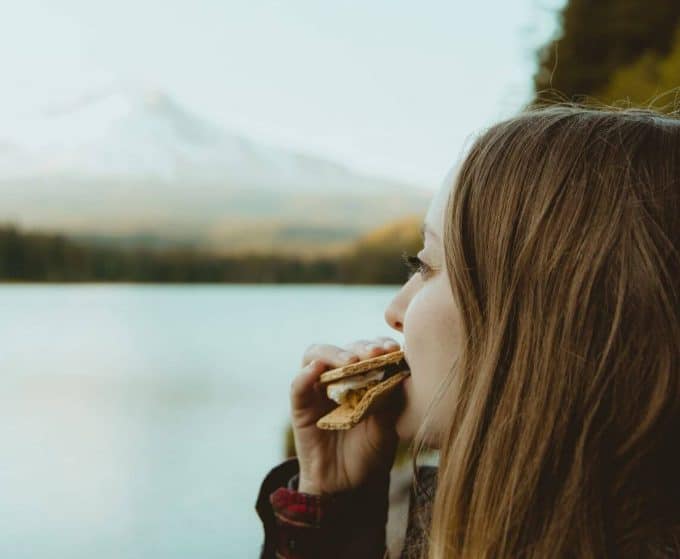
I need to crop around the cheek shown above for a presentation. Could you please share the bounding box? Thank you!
[402,291,441,399]
[403,285,454,373]
[399,280,461,437]
[402,290,430,357]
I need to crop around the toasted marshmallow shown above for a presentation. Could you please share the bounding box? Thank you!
[326,369,385,405]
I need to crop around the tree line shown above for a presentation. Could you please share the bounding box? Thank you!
[0,219,423,284]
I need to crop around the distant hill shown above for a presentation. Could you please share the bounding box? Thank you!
[0,86,431,254]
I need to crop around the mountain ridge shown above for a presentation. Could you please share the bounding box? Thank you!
[0,86,431,252]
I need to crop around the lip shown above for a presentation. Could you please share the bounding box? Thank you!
[403,353,412,383]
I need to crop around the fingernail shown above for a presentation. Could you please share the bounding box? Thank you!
[366,344,379,352]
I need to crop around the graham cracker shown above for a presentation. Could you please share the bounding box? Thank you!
[319,350,406,384]
[316,370,410,430]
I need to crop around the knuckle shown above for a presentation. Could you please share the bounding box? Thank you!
[304,343,320,355]
[302,343,323,365]
[290,372,305,396]
[377,336,399,346]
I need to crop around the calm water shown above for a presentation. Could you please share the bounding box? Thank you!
[0,284,401,559]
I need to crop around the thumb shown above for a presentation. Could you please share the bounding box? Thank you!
[372,383,405,431]
[364,387,404,459]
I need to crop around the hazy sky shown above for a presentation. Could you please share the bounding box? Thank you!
[1,0,565,188]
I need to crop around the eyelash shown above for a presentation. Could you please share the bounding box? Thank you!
[401,251,433,280]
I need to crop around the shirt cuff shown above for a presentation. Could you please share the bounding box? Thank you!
[269,486,338,557]
[270,487,329,529]
[287,472,300,491]
[270,472,350,530]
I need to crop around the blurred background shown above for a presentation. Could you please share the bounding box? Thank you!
[1,0,679,557]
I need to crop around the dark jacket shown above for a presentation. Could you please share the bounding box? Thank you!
[256,458,680,558]
[255,457,437,559]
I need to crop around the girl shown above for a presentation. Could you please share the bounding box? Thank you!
[256,103,680,558]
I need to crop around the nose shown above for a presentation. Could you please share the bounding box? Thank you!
[384,290,405,333]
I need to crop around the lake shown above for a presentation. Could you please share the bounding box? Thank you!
[0,284,401,558]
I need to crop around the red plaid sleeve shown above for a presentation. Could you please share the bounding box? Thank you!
[269,487,333,558]
[256,458,390,559]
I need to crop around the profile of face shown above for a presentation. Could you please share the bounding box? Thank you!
[384,167,463,445]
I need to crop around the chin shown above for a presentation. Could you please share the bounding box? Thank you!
[396,409,444,450]
[395,408,417,442]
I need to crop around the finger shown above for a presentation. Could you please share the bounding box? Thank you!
[291,360,326,408]
[343,339,397,360]
[291,359,343,414]
[301,343,360,368]
[373,337,401,351]
[290,361,337,425]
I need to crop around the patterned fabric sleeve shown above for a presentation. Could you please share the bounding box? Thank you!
[256,458,390,559]
[268,483,334,558]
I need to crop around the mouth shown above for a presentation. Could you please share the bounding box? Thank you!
[401,351,411,385]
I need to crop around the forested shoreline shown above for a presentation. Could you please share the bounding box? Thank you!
[0,222,422,284]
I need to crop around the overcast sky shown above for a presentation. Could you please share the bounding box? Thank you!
[0,0,565,188]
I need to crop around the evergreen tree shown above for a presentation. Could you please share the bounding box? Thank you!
[533,0,680,102]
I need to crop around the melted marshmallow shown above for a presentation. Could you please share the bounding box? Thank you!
[326,369,385,404]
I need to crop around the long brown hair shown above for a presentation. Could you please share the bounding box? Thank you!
[413,103,680,558]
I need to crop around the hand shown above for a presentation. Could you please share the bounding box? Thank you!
[290,337,404,495]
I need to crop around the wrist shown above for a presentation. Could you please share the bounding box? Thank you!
[298,476,324,495]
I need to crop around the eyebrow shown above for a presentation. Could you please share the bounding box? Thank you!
[420,222,440,241]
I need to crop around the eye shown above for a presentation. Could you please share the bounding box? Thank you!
[401,251,433,280]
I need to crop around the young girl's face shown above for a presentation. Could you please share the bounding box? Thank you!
[384,167,462,444]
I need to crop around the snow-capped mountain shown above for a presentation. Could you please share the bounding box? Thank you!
[0,87,430,252]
